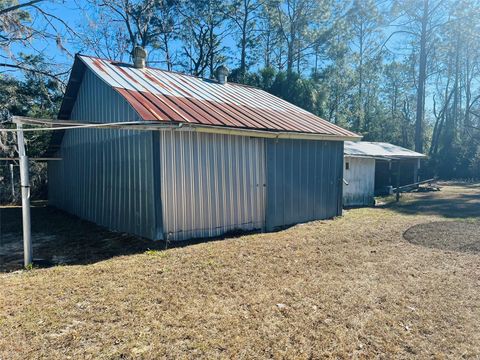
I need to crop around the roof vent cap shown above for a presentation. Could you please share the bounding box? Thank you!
[133,46,147,69]
[216,65,229,84]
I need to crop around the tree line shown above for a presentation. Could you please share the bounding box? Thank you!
[1,0,480,187]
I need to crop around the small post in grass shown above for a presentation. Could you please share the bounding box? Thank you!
[17,123,32,268]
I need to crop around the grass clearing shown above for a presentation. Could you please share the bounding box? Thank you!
[0,183,479,359]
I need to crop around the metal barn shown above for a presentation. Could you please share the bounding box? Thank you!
[343,141,426,207]
[48,53,360,241]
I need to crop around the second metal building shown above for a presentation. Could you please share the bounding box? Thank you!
[48,54,360,241]
[343,141,426,207]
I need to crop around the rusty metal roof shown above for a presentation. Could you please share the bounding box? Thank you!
[59,55,360,140]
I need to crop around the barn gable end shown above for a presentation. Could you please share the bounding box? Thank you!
[48,67,161,240]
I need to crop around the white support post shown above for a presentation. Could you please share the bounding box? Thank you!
[10,163,14,200]
[17,123,32,268]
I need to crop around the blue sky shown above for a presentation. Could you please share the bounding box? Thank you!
[12,0,414,74]
[16,0,241,74]
[6,0,440,116]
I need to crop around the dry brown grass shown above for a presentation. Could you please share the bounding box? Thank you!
[1,183,479,359]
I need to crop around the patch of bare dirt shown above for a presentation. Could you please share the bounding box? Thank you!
[404,220,480,254]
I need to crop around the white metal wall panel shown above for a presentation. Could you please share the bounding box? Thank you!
[159,130,266,241]
[343,156,376,206]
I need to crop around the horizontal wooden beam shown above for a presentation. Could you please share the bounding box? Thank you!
[393,178,436,192]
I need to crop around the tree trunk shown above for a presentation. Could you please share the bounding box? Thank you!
[164,34,172,71]
[414,0,429,153]
[209,26,215,78]
[450,36,460,140]
[286,14,296,75]
[357,22,364,133]
[464,49,472,132]
[240,35,247,79]
[287,39,294,75]
[402,99,409,147]
[240,3,248,81]
[264,30,271,68]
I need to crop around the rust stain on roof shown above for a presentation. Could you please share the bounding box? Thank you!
[116,66,140,84]
[91,58,108,74]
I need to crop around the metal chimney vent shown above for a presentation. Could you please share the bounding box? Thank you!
[216,65,229,84]
[133,46,147,69]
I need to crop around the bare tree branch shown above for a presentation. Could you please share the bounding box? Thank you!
[0,62,69,84]
[0,0,44,15]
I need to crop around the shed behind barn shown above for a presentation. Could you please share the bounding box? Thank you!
[343,142,426,207]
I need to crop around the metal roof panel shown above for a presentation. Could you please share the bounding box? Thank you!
[344,141,427,158]
[68,55,361,139]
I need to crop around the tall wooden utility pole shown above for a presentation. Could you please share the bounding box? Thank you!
[16,123,32,267]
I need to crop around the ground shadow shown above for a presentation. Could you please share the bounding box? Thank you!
[0,205,257,272]
[404,220,480,254]
[0,206,160,271]
[380,185,480,219]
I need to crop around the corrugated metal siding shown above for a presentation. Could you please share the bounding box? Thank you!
[158,130,266,241]
[266,139,343,231]
[48,157,63,207]
[48,69,159,239]
[343,156,375,206]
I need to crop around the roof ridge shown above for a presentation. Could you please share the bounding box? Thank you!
[76,53,261,90]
